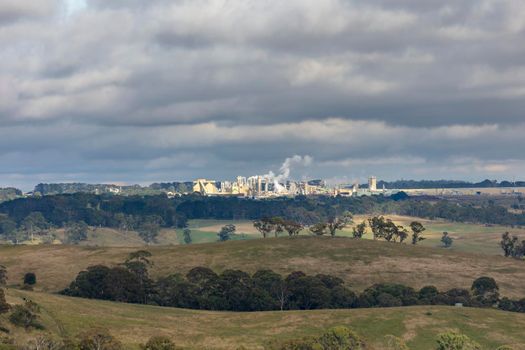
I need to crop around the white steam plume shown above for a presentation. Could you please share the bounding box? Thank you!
[262,155,313,193]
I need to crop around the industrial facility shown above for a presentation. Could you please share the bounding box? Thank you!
[193,176,391,198]
[193,176,329,197]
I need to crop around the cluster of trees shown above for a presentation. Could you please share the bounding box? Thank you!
[0,194,188,244]
[251,215,429,246]
[308,213,353,237]
[34,181,194,196]
[396,199,525,226]
[500,232,525,259]
[0,212,90,245]
[0,188,22,204]
[253,217,304,238]
[61,253,522,314]
[64,264,358,311]
[367,216,426,244]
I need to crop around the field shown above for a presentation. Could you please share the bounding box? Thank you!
[2,290,525,349]
[1,237,525,298]
[156,220,256,245]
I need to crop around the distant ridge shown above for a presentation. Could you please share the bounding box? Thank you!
[374,179,525,189]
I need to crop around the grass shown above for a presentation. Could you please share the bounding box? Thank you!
[2,290,525,349]
[1,237,525,298]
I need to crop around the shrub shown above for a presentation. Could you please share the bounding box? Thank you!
[141,336,177,350]
[0,336,14,345]
[268,326,364,350]
[384,335,409,350]
[24,335,64,350]
[418,286,439,304]
[359,283,417,307]
[23,273,36,286]
[471,277,499,306]
[8,304,41,329]
[435,331,481,350]
[317,326,364,349]
[436,288,472,306]
[0,290,9,314]
[77,328,122,350]
[498,297,525,313]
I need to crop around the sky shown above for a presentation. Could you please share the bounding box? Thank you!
[1,0,525,190]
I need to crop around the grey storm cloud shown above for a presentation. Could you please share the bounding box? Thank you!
[1,0,525,189]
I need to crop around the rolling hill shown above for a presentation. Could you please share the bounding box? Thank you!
[1,237,525,298]
[2,289,524,349]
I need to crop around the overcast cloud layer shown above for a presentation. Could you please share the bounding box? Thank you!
[1,0,525,189]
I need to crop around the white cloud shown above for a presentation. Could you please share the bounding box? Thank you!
[0,0,524,187]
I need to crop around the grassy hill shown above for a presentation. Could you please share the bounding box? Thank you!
[1,237,525,298]
[2,290,525,349]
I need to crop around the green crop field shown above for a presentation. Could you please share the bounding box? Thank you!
[2,290,525,349]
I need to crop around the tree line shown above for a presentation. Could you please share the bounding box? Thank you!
[2,193,525,245]
[1,261,522,350]
[58,251,525,314]
[250,215,429,246]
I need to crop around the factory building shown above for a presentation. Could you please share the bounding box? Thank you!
[368,176,377,192]
[193,179,219,195]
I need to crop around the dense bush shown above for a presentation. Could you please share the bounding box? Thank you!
[23,273,36,286]
[140,336,177,350]
[435,331,481,350]
[62,265,146,304]
[8,302,41,330]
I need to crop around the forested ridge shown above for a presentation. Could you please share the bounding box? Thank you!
[1,193,525,232]
[377,179,525,189]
